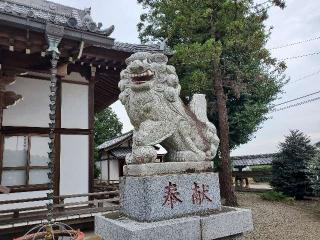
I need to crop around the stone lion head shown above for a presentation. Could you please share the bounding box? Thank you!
[118,52,181,104]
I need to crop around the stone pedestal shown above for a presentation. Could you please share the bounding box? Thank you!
[95,162,254,240]
[121,172,221,221]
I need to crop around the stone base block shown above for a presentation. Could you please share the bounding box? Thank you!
[95,212,201,240]
[95,207,253,240]
[201,207,253,240]
[124,162,213,176]
[121,172,221,221]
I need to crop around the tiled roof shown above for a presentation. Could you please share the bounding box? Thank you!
[231,154,275,167]
[110,147,131,159]
[97,131,133,150]
[0,1,172,53]
[0,0,114,35]
[113,42,171,54]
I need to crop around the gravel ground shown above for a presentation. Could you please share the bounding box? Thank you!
[238,193,320,240]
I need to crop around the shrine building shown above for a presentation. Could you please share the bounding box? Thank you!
[0,0,166,235]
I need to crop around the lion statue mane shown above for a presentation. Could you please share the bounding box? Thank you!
[118,52,219,164]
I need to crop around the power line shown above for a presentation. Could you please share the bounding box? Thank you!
[289,70,320,84]
[272,95,320,112]
[269,36,320,50]
[280,51,320,61]
[274,90,320,107]
[173,49,320,66]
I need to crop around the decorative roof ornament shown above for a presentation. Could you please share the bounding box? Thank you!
[100,25,115,37]
[67,17,77,28]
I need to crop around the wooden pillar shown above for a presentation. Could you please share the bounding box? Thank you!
[88,66,96,193]
[0,77,3,185]
[107,158,110,183]
[245,178,249,188]
[0,104,2,129]
[0,130,3,186]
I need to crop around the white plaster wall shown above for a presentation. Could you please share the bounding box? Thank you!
[61,83,88,129]
[60,135,88,203]
[99,160,119,181]
[2,77,50,127]
[100,160,109,181]
[109,160,119,181]
[0,191,48,211]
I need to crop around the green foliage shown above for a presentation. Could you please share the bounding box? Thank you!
[308,150,320,197]
[137,0,287,148]
[251,165,272,183]
[271,130,316,199]
[94,163,102,179]
[261,191,294,203]
[94,107,123,178]
[94,107,123,146]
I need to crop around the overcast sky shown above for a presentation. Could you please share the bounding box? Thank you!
[52,0,320,156]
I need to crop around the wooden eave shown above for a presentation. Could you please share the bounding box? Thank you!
[0,22,131,112]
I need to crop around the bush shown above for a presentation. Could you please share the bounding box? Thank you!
[271,130,316,200]
[251,165,272,183]
[308,150,320,197]
[94,164,101,179]
[261,191,294,203]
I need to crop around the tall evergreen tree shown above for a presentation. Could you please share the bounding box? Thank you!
[94,107,123,146]
[271,130,316,199]
[94,107,123,178]
[308,147,320,196]
[137,0,286,205]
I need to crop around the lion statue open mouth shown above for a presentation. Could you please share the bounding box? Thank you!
[118,52,220,164]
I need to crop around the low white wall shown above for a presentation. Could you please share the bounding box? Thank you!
[0,191,48,211]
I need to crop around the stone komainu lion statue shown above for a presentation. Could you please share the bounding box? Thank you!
[118,52,220,164]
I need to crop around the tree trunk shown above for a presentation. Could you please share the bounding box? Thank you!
[212,59,238,207]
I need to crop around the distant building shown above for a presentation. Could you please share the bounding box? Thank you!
[231,154,274,189]
[97,132,164,182]
[231,153,274,170]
